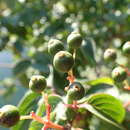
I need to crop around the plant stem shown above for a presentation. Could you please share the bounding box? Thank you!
[73,49,76,60]
[20,115,32,120]
[30,111,64,130]
[67,49,76,84]
[123,80,130,90]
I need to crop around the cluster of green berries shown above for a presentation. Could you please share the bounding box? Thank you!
[29,31,83,92]
[48,31,82,73]
[0,31,84,128]
[29,77,85,112]
[104,41,130,83]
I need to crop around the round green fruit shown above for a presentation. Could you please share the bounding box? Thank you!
[48,39,64,55]
[0,105,20,127]
[53,51,74,73]
[104,48,117,62]
[112,66,127,82]
[67,31,83,49]
[29,75,47,93]
[122,41,130,55]
[67,82,85,103]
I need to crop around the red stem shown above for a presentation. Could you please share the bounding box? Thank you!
[124,86,130,90]
[30,94,65,130]
[67,75,75,84]
[44,94,51,120]
[64,101,79,109]
[67,69,75,84]
[30,112,64,130]
[42,125,48,130]
[30,111,46,124]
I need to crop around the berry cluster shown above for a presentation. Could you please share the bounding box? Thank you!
[0,32,85,130]
[104,41,130,89]
[1,33,129,130]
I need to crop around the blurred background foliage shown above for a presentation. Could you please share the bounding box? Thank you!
[1,0,130,129]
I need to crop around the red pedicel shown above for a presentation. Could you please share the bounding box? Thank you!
[30,94,64,130]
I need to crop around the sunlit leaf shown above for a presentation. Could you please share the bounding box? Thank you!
[81,93,125,126]
[11,91,39,130]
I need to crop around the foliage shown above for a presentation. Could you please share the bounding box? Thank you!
[1,0,130,130]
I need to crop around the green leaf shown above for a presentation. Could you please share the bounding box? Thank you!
[47,95,63,111]
[31,52,50,77]
[116,92,130,121]
[86,94,125,123]
[18,90,39,114]
[81,104,124,129]
[19,7,47,25]
[82,77,116,95]
[18,73,29,88]
[80,38,96,66]
[1,15,27,36]
[90,116,123,130]
[31,63,50,76]
[11,91,40,130]
[28,98,45,130]
[53,69,68,92]
[13,59,31,76]
[86,77,114,86]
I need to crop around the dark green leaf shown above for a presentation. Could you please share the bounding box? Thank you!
[85,77,114,86]
[90,116,123,130]
[13,59,31,76]
[11,91,39,130]
[53,69,68,93]
[80,77,116,96]
[18,90,39,115]
[46,94,63,111]
[86,94,125,123]
[80,38,96,66]
[81,103,124,129]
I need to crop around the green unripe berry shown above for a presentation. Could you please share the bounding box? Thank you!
[67,82,85,104]
[104,48,117,62]
[53,51,74,73]
[0,105,20,127]
[67,31,83,49]
[29,75,47,93]
[122,41,130,55]
[48,39,64,55]
[112,66,127,82]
